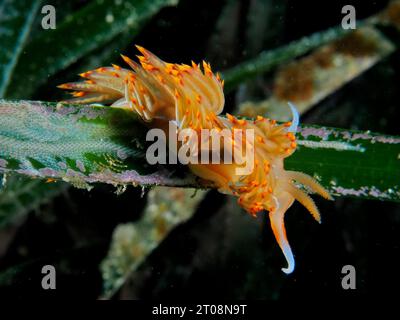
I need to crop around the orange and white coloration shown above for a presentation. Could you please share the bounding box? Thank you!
[59,46,333,274]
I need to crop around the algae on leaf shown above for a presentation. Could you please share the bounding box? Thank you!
[0,100,200,189]
[1,100,399,202]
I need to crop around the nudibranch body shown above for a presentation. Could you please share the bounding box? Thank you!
[59,46,332,274]
[59,46,225,129]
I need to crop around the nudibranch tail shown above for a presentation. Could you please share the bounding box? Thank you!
[269,192,295,274]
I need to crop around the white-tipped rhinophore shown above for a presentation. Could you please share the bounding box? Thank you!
[287,102,299,133]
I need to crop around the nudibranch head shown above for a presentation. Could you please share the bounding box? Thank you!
[190,111,332,274]
[59,46,333,275]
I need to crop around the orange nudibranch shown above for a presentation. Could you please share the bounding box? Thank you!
[59,45,333,274]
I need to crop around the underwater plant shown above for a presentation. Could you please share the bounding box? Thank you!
[1,0,400,300]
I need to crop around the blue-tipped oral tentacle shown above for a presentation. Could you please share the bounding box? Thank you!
[287,102,299,133]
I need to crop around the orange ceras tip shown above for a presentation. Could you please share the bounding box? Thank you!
[57,83,71,89]
[191,61,198,69]
[57,46,333,275]
[286,132,296,141]
[79,71,91,78]
[284,121,292,127]
[226,113,235,123]
[73,91,86,97]
[120,54,138,70]
[135,45,150,57]
[137,55,147,63]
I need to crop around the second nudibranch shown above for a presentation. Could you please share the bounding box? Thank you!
[59,45,333,274]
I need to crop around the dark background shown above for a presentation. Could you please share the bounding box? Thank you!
[0,0,399,299]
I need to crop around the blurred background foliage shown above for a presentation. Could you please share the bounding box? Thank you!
[0,0,400,299]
